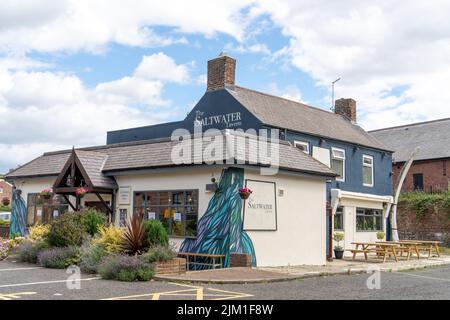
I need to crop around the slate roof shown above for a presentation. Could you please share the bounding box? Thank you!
[369,118,450,163]
[74,150,117,189]
[228,86,391,152]
[6,131,336,180]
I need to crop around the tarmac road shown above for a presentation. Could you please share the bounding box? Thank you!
[0,259,449,300]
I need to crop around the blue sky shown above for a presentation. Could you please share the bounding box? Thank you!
[1,1,450,173]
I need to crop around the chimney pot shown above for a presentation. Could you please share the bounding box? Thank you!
[207,54,236,92]
[335,98,357,122]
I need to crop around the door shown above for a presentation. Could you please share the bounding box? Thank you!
[413,173,424,191]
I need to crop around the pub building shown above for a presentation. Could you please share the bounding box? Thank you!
[6,54,393,266]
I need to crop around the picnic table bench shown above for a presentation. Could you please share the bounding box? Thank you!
[177,252,225,271]
[399,240,442,258]
[349,242,399,263]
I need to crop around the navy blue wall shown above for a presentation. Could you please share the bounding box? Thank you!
[284,130,393,197]
[107,121,184,144]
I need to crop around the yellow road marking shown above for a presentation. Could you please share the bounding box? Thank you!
[102,282,253,300]
[0,292,37,300]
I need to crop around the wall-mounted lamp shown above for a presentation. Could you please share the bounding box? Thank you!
[353,146,360,153]
[206,177,219,192]
[319,138,325,146]
[389,171,394,177]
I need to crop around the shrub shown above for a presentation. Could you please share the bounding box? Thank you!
[29,224,51,242]
[98,254,154,282]
[1,197,10,206]
[92,226,124,253]
[140,245,176,263]
[81,208,106,237]
[376,231,385,240]
[14,240,49,264]
[79,243,108,274]
[0,238,12,260]
[333,232,344,250]
[122,214,147,255]
[144,220,169,247]
[37,246,81,269]
[46,213,88,247]
[0,220,10,226]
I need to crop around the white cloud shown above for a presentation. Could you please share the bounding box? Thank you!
[256,0,450,129]
[0,53,189,172]
[0,0,255,54]
[266,82,303,103]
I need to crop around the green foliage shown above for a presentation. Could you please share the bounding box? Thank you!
[92,226,125,253]
[143,220,169,247]
[122,214,147,255]
[400,192,450,219]
[98,254,154,282]
[46,212,88,247]
[0,219,10,226]
[28,224,51,241]
[376,231,385,240]
[140,245,176,263]
[81,208,106,237]
[79,242,108,274]
[37,246,81,269]
[0,205,11,212]
[14,240,49,264]
[333,232,344,250]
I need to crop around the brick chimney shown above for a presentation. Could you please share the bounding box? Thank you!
[335,98,357,122]
[207,52,236,91]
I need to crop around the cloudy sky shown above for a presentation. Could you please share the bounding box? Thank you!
[1,0,450,173]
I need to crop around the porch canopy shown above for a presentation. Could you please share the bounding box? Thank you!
[53,148,118,216]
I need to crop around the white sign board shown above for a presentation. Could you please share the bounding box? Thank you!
[147,212,156,220]
[118,186,131,205]
[243,180,277,231]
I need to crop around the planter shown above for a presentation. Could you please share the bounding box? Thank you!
[154,258,186,275]
[334,249,344,259]
[40,194,52,200]
[239,191,251,200]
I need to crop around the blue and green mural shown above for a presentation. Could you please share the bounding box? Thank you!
[180,167,256,267]
[10,189,28,238]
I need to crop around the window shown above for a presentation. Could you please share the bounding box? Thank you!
[26,193,69,225]
[334,206,344,230]
[133,190,198,238]
[0,188,3,194]
[294,140,310,154]
[356,208,383,231]
[119,209,127,227]
[363,155,374,187]
[331,147,345,181]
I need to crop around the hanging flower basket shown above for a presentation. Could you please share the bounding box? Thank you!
[238,187,252,200]
[75,187,88,198]
[40,188,53,200]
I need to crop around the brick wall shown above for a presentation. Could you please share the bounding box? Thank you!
[397,201,450,246]
[154,258,186,275]
[207,55,236,91]
[393,159,450,192]
[0,180,12,205]
[230,253,252,268]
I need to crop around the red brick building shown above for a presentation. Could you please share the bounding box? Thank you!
[0,178,13,205]
[370,118,450,192]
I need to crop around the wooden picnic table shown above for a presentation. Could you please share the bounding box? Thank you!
[177,252,225,271]
[399,240,443,258]
[376,241,422,260]
[349,242,400,263]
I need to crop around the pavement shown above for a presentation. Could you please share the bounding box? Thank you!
[155,254,450,284]
[1,259,449,300]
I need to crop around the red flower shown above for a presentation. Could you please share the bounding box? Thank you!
[239,187,252,194]
[75,187,88,197]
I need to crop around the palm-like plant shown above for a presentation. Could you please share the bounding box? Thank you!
[122,213,147,255]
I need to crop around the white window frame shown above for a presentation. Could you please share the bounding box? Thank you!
[362,154,374,187]
[294,140,310,154]
[331,147,346,182]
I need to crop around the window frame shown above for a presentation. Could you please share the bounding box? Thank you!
[26,193,69,226]
[331,147,346,182]
[334,206,344,231]
[362,154,374,187]
[133,189,199,239]
[293,140,310,154]
[356,208,383,232]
